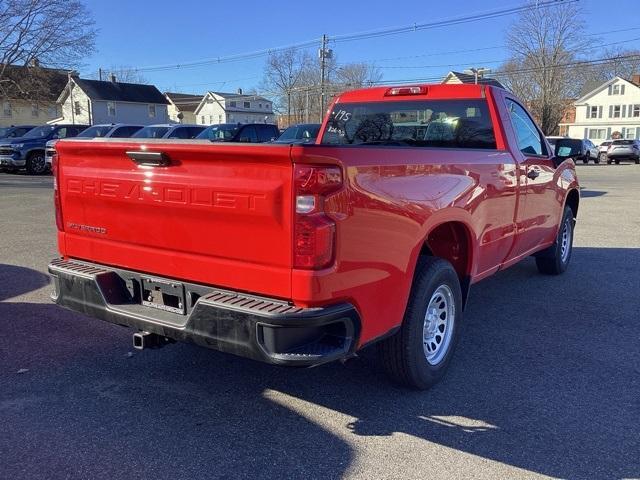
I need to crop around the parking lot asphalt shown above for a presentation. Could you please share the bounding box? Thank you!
[0,164,639,480]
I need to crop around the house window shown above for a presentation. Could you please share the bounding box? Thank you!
[230,101,236,108]
[31,104,39,117]
[587,106,598,118]
[611,105,621,118]
[48,106,58,118]
[259,103,262,108]
[107,102,116,116]
[265,103,270,110]
[632,105,640,118]
[148,104,156,118]
[625,129,636,139]
[74,101,81,115]
[244,101,250,109]
[201,115,205,124]
[612,84,620,95]
[588,128,606,140]
[218,115,222,123]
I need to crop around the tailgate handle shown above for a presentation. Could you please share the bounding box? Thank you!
[126,151,171,167]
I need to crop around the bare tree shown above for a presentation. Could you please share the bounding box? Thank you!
[262,49,382,125]
[499,1,590,134]
[585,48,640,87]
[0,0,96,100]
[89,66,148,84]
[335,62,382,88]
[262,48,311,120]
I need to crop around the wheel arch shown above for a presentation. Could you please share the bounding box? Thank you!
[565,188,580,219]
[417,219,475,308]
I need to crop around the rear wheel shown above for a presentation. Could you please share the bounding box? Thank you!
[26,151,47,175]
[582,158,589,164]
[535,206,574,275]
[378,256,462,390]
[615,159,620,165]
[598,153,607,163]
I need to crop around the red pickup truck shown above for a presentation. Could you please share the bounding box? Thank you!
[49,84,580,389]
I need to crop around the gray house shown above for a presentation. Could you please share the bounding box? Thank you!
[52,74,169,125]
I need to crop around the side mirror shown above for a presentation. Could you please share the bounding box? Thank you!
[553,139,582,167]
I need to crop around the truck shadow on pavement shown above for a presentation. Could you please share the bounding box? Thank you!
[1,248,638,479]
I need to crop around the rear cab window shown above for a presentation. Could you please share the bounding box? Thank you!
[320,99,496,149]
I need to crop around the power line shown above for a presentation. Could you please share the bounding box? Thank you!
[127,0,575,74]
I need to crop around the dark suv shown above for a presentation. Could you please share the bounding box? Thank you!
[196,123,280,143]
[606,139,640,164]
[0,124,88,174]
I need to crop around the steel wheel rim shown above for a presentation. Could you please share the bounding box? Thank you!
[422,284,455,365]
[560,217,572,263]
[31,154,45,173]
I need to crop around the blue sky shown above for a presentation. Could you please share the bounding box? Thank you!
[82,0,640,94]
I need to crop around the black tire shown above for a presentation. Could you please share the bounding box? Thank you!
[582,158,589,164]
[635,158,639,165]
[378,256,462,390]
[535,206,574,275]
[26,151,47,175]
[598,153,607,164]
[615,159,620,165]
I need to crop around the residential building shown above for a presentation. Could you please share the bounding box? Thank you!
[558,75,640,144]
[193,90,274,125]
[442,70,505,88]
[165,92,201,124]
[0,63,67,126]
[53,74,169,125]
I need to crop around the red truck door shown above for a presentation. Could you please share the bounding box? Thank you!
[503,98,561,258]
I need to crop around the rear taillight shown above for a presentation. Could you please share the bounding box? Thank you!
[293,164,342,269]
[52,152,64,231]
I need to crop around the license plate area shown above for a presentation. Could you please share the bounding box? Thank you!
[141,277,186,315]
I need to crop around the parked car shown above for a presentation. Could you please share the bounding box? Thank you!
[49,83,580,390]
[273,123,321,144]
[196,123,279,143]
[0,124,88,174]
[0,125,38,141]
[546,137,598,164]
[597,140,613,163]
[45,124,144,169]
[132,124,205,139]
[606,139,640,164]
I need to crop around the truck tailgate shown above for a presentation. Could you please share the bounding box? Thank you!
[55,139,293,299]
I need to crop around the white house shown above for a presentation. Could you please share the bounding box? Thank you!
[193,90,274,125]
[559,75,640,144]
[52,75,169,125]
[165,92,201,124]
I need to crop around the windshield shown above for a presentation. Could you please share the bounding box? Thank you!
[278,124,320,141]
[77,125,113,138]
[196,124,239,141]
[22,125,56,139]
[132,126,170,139]
[0,127,14,137]
[321,99,496,149]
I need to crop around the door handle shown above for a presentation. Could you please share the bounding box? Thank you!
[126,151,170,166]
[527,169,540,180]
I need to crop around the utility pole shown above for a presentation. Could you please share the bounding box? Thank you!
[98,68,103,81]
[319,34,330,120]
[305,87,310,123]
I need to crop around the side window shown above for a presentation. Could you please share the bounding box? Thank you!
[507,100,546,156]
[188,127,204,138]
[256,124,276,142]
[168,127,190,139]
[240,125,258,142]
[112,126,140,137]
[54,127,69,139]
